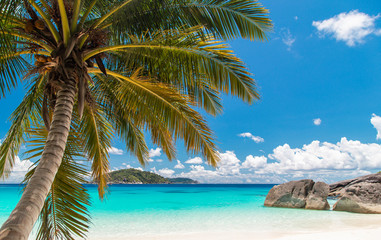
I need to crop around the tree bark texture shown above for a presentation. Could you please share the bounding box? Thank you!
[0,78,77,240]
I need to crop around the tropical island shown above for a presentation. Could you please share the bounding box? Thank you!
[108,168,199,184]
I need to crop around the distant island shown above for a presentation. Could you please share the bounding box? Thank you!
[108,169,199,184]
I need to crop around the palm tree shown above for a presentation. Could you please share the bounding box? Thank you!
[0,0,271,239]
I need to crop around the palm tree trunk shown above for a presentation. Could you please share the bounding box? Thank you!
[0,78,77,240]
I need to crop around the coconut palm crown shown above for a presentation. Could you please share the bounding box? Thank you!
[0,0,271,239]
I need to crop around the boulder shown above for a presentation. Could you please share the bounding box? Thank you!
[330,172,381,196]
[264,179,315,208]
[331,173,381,214]
[305,182,330,210]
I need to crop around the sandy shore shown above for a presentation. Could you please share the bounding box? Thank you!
[275,227,381,240]
[88,209,381,240]
[89,226,381,240]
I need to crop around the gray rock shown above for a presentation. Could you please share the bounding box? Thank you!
[331,174,381,214]
[305,182,330,210]
[264,179,315,208]
[330,172,381,196]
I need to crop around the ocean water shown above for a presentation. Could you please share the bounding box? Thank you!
[1,184,381,239]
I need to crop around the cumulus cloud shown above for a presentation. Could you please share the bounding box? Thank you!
[0,157,33,183]
[238,132,264,143]
[217,151,241,175]
[178,165,219,182]
[242,155,267,169]
[185,157,203,164]
[149,148,162,158]
[108,147,123,155]
[280,28,296,50]
[264,138,381,173]
[178,151,243,183]
[313,118,322,126]
[312,10,381,46]
[371,113,381,140]
[153,168,175,177]
[147,158,162,163]
[177,136,381,183]
[121,163,143,171]
[174,160,185,169]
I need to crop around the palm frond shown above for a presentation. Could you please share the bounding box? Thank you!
[70,0,82,33]
[79,104,113,199]
[94,73,153,165]
[0,53,27,99]
[23,127,90,240]
[0,15,30,97]
[90,68,220,166]
[108,0,272,41]
[0,75,44,178]
[57,0,71,45]
[94,27,258,104]
[187,79,223,116]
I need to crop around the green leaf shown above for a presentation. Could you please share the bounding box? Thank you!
[79,104,113,199]
[0,75,44,178]
[23,127,90,240]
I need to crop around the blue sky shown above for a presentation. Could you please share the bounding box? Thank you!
[2,0,381,184]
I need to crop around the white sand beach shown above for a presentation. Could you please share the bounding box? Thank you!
[89,227,381,240]
[88,214,381,240]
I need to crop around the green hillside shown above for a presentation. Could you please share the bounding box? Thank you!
[108,169,198,184]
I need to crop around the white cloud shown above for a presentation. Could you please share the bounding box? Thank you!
[177,129,381,183]
[174,160,185,169]
[121,163,132,168]
[178,151,243,183]
[313,118,322,126]
[217,151,241,175]
[371,113,381,140]
[149,148,162,158]
[121,163,143,171]
[178,165,219,182]
[238,132,264,143]
[1,157,33,183]
[154,168,175,177]
[147,158,163,163]
[185,157,203,164]
[242,155,267,169]
[108,147,123,155]
[294,16,298,21]
[264,138,381,173]
[312,10,381,46]
[280,28,296,50]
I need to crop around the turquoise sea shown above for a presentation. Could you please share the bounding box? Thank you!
[1,184,381,239]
